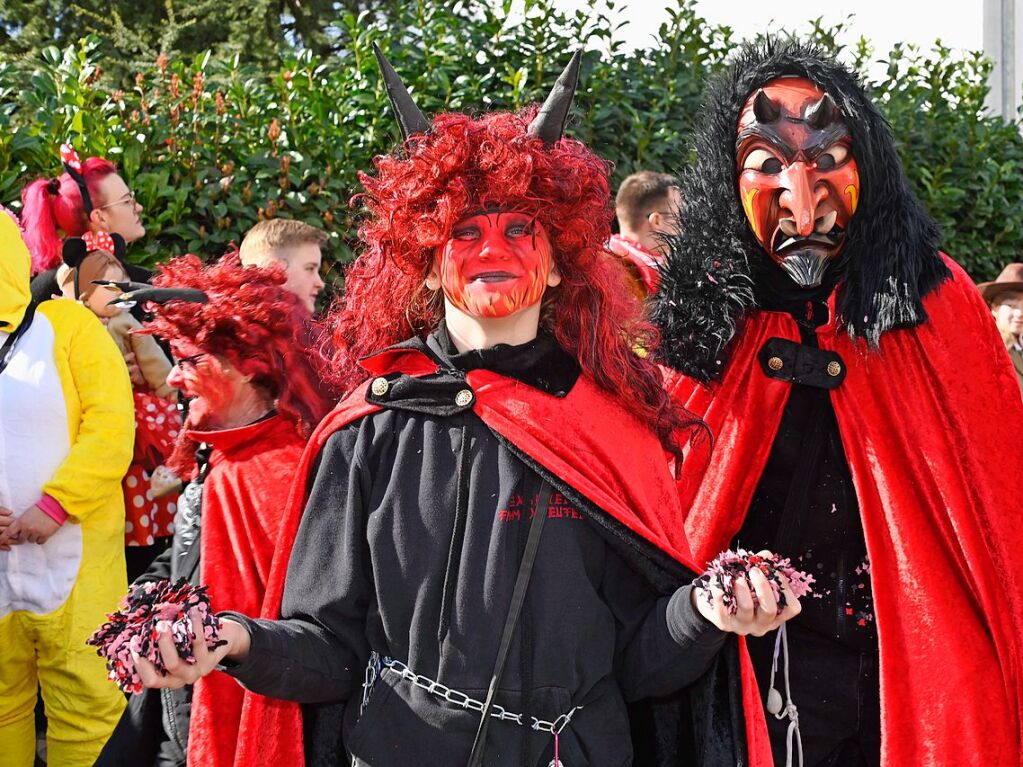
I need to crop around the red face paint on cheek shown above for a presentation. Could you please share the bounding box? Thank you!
[437,211,553,318]
[169,341,238,429]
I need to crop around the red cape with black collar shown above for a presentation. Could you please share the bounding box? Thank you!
[233,346,774,767]
[669,255,1023,766]
[180,416,309,767]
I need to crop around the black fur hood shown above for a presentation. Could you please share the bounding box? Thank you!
[652,40,949,382]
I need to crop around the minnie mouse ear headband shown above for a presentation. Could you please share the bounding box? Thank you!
[95,281,209,310]
[61,232,128,300]
[62,231,126,268]
[58,144,93,214]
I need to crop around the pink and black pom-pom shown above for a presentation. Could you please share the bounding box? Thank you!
[87,579,223,694]
[694,548,814,615]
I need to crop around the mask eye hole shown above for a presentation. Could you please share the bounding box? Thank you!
[815,143,849,170]
[742,148,783,174]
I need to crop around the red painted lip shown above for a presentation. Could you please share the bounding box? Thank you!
[469,271,520,283]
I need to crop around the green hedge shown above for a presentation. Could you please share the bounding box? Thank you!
[0,0,1019,281]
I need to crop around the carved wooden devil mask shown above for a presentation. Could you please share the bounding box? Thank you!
[736,77,860,287]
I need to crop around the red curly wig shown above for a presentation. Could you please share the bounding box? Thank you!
[146,253,336,474]
[329,108,689,452]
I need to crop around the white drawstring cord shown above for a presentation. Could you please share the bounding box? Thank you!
[766,624,803,767]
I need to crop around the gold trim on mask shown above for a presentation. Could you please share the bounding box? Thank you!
[742,188,761,240]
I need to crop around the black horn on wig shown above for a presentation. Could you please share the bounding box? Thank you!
[100,283,209,308]
[527,50,582,146]
[373,43,431,143]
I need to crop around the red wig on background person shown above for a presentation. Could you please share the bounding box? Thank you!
[143,253,335,477]
[21,155,119,274]
[330,108,689,451]
[93,253,337,767]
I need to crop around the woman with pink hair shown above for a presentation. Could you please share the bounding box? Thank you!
[20,146,178,580]
[21,146,147,283]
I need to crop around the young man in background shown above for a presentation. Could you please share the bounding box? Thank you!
[608,170,681,298]
[238,219,327,314]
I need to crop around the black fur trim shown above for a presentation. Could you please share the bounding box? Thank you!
[652,39,950,382]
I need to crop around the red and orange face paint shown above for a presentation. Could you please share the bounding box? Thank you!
[434,210,555,318]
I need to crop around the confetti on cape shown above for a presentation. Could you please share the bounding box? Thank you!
[694,548,814,615]
[86,578,223,694]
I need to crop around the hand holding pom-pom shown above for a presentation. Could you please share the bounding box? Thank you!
[691,549,812,636]
[88,579,243,693]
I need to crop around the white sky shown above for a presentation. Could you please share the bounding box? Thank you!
[552,1,984,58]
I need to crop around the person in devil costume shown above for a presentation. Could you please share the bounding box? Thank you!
[652,41,1023,767]
[132,49,802,767]
[93,255,334,767]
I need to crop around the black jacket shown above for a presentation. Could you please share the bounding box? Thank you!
[225,330,727,767]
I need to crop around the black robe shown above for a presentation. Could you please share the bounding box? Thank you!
[224,329,727,766]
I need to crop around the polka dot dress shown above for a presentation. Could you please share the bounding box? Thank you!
[124,390,181,547]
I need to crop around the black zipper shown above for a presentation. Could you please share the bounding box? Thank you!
[162,687,187,753]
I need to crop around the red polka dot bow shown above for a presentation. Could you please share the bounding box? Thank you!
[82,230,116,254]
[59,143,82,173]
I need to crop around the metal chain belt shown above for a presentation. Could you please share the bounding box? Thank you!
[361,652,581,735]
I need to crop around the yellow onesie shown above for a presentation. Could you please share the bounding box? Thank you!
[0,213,134,767]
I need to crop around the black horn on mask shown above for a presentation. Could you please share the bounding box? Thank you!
[752,89,781,123]
[804,92,839,129]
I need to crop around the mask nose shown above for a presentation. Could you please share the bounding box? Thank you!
[778,163,827,238]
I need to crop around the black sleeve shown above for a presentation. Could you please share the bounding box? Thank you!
[602,549,726,701]
[221,424,374,704]
[133,544,172,585]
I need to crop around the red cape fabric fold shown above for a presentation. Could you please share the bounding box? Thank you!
[182,415,308,767]
[233,354,773,766]
[669,255,1023,766]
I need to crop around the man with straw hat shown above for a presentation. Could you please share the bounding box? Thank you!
[978,263,1023,394]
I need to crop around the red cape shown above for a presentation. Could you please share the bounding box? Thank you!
[233,346,773,766]
[669,255,1023,766]
[181,415,309,767]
